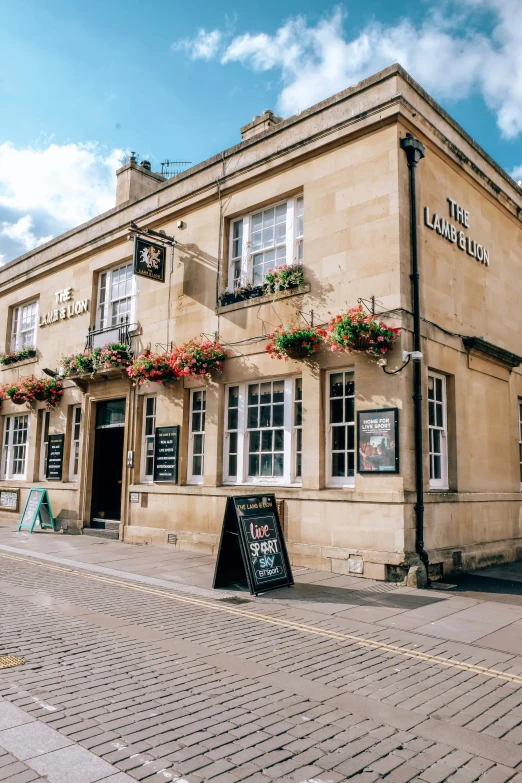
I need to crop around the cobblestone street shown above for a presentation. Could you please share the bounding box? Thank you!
[1,529,522,783]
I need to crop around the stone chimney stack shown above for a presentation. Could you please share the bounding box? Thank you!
[240,110,283,141]
[115,153,165,207]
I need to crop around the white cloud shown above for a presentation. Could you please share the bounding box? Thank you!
[0,216,53,254]
[0,141,123,263]
[178,1,522,139]
[173,28,222,60]
[511,164,522,183]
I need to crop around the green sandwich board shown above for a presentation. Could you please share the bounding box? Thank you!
[18,489,56,533]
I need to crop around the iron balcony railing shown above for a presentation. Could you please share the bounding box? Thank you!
[86,316,137,351]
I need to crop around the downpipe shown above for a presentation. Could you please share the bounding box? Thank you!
[400,133,430,582]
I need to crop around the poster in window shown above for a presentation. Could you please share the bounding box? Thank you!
[357,408,399,474]
[153,426,179,482]
[133,237,166,283]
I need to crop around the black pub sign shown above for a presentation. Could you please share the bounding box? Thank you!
[46,434,65,480]
[133,237,166,283]
[213,494,293,595]
[153,425,179,482]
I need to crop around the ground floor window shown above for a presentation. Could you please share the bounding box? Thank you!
[70,406,82,480]
[327,370,355,487]
[224,377,299,485]
[1,414,30,480]
[142,396,156,481]
[428,371,448,488]
[518,399,522,484]
[188,390,206,483]
[39,410,50,480]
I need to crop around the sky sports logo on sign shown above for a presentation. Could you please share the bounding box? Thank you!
[246,515,287,582]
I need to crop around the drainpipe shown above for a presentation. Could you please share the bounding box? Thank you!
[400,133,429,581]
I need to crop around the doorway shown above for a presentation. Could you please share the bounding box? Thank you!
[90,399,126,522]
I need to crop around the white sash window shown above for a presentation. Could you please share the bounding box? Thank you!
[11,300,38,351]
[96,262,135,329]
[428,372,448,489]
[1,414,30,480]
[228,195,304,291]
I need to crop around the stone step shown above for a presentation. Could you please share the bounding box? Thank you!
[91,518,120,531]
[82,527,119,540]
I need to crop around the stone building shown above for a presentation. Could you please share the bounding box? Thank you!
[1,64,521,582]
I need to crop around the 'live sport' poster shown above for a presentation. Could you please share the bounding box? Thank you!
[358,408,399,474]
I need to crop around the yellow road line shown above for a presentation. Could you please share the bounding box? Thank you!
[2,551,521,685]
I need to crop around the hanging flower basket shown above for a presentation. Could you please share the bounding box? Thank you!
[266,324,327,361]
[3,376,63,409]
[169,340,227,378]
[326,306,399,359]
[127,351,178,386]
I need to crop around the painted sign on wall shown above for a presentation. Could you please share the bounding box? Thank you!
[39,288,89,327]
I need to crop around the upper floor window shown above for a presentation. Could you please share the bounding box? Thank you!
[11,300,38,351]
[228,195,304,290]
[428,372,448,489]
[1,414,30,480]
[97,262,135,329]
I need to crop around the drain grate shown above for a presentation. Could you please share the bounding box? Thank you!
[0,655,25,669]
[217,596,252,605]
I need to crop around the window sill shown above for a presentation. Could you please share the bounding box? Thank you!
[1,356,38,372]
[223,481,303,488]
[217,283,310,315]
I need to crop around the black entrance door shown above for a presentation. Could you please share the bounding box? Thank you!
[90,399,126,522]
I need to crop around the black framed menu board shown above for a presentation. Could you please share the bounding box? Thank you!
[153,425,179,482]
[213,494,293,596]
[46,434,64,480]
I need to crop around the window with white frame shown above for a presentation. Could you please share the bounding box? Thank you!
[39,411,50,480]
[96,262,135,329]
[224,377,300,484]
[327,371,355,487]
[142,396,156,481]
[294,377,303,479]
[11,300,38,352]
[69,406,81,480]
[188,390,206,483]
[519,400,522,485]
[428,372,448,488]
[228,195,304,290]
[1,414,30,480]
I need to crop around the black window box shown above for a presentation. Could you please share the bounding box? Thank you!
[218,286,264,307]
[1,349,37,366]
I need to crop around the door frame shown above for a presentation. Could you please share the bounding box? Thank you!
[79,385,133,535]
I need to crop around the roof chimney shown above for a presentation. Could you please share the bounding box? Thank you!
[115,157,165,207]
[240,110,283,141]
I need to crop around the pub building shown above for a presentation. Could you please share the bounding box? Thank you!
[1,64,521,584]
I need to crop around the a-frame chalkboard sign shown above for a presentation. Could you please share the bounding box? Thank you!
[17,489,56,533]
[213,494,293,596]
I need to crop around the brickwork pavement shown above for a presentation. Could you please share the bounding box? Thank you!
[1,547,522,782]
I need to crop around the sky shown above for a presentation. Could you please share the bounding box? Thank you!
[1,0,521,264]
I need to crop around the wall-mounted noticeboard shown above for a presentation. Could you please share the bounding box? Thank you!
[357,408,399,474]
[153,425,179,482]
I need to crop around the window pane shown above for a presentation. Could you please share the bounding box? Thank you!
[229,432,237,454]
[428,401,435,427]
[192,412,201,432]
[192,455,202,475]
[228,409,238,430]
[229,386,239,407]
[261,430,273,452]
[261,454,272,476]
[274,429,284,451]
[249,453,260,476]
[330,399,343,423]
[250,430,260,452]
[330,373,343,397]
[436,404,443,428]
[248,385,259,405]
[332,452,345,477]
[273,380,284,402]
[229,454,237,476]
[193,434,204,454]
[274,453,284,477]
[260,405,271,427]
[247,407,258,428]
[272,404,284,427]
[332,426,345,451]
[345,397,354,423]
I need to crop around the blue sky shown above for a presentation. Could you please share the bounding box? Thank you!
[0,0,521,262]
